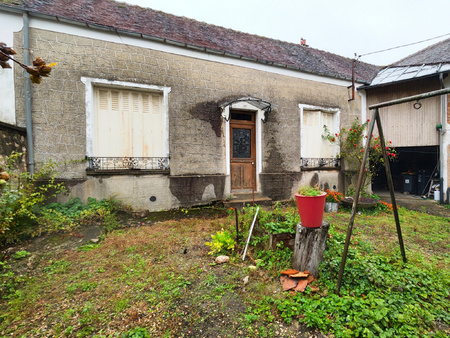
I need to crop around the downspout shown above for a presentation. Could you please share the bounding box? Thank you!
[23,12,34,174]
[439,73,446,204]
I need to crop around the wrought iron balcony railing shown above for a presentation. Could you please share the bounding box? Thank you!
[86,157,170,172]
[301,157,341,170]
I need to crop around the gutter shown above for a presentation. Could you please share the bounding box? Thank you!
[0,4,369,85]
[23,12,34,175]
[439,73,446,203]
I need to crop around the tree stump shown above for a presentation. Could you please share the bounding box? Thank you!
[292,221,330,278]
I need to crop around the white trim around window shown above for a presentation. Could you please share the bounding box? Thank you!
[299,103,340,160]
[81,77,171,158]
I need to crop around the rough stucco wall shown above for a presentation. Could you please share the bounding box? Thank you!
[12,28,361,207]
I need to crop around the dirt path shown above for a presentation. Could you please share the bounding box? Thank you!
[376,190,449,217]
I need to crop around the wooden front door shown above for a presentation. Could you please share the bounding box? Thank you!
[230,110,256,191]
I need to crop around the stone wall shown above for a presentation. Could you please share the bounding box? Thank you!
[0,122,27,172]
[12,28,361,209]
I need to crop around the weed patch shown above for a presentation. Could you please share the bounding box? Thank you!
[0,204,448,337]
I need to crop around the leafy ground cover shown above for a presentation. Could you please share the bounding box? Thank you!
[0,201,448,337]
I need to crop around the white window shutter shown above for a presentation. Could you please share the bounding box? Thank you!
[98,89,108,110]
[302,110,322,158]
[302,109,339,159]
[94,87,164,158]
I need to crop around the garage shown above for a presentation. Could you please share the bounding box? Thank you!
[372,145,439,196]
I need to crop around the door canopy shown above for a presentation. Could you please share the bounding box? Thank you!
[219,97,272,122]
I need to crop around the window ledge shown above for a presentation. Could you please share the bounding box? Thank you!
[86,156,170,172]
[86,169,170,176]
[301,157,341,171]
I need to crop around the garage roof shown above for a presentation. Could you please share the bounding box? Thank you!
[366,37,450,88]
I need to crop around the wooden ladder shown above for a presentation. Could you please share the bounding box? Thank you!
[424,165,439,198]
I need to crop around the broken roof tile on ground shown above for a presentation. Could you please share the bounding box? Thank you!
[279,269,318,293]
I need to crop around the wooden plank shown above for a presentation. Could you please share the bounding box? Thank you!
[366,79,441,147]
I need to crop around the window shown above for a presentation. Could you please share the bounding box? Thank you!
[94,88,164,157]
[300,105,340,169]
[82,78,171,172]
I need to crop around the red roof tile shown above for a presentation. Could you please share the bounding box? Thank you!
[1,0,379,82]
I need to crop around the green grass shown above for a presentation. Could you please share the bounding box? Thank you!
[0,204,448,337]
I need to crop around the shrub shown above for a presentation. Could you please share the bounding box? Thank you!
[0,152,121,247]
[0,153,66,246]
[205,229,236,255]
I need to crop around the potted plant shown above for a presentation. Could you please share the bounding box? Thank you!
[324,189,343,213]
[294,185,326,228]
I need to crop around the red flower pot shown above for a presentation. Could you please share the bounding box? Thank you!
[294,192,326,228]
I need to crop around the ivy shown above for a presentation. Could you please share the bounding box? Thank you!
[274,227,450,337]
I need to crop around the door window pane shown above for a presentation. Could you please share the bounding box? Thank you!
[233,128,251,158]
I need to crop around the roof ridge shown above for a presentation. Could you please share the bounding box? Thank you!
[390,36,450,67]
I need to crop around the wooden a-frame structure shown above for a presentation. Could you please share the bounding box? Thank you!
[336,88,450,294]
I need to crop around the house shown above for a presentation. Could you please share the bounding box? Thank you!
[362,38,450,202]
[0,0,379,211]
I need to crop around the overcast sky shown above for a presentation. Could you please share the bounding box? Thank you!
[119,0,450,66]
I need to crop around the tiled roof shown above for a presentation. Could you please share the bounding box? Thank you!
[0,0,379,83]
[391,37,450,67]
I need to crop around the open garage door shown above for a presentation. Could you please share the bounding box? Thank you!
[372,146,439,195]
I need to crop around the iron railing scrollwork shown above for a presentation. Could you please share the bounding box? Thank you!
[86,157,170,171]
[301,157,341,169]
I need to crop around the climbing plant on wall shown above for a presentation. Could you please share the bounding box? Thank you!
[323,118,397,193]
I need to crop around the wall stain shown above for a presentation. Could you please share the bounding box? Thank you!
[189,96,250,138]
[260,172,302,200]
[169,175,225,205]
[264,136,285,173]
[263,110,286,173]
[310,173,319,187]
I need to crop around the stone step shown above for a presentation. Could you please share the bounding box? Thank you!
[223,192,272,209]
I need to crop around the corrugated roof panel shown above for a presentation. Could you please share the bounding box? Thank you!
[369,64,450,86]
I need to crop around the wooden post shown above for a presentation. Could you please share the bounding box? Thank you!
[374,112,406,263]
[292,221,330,278]
[336,114,377,294]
